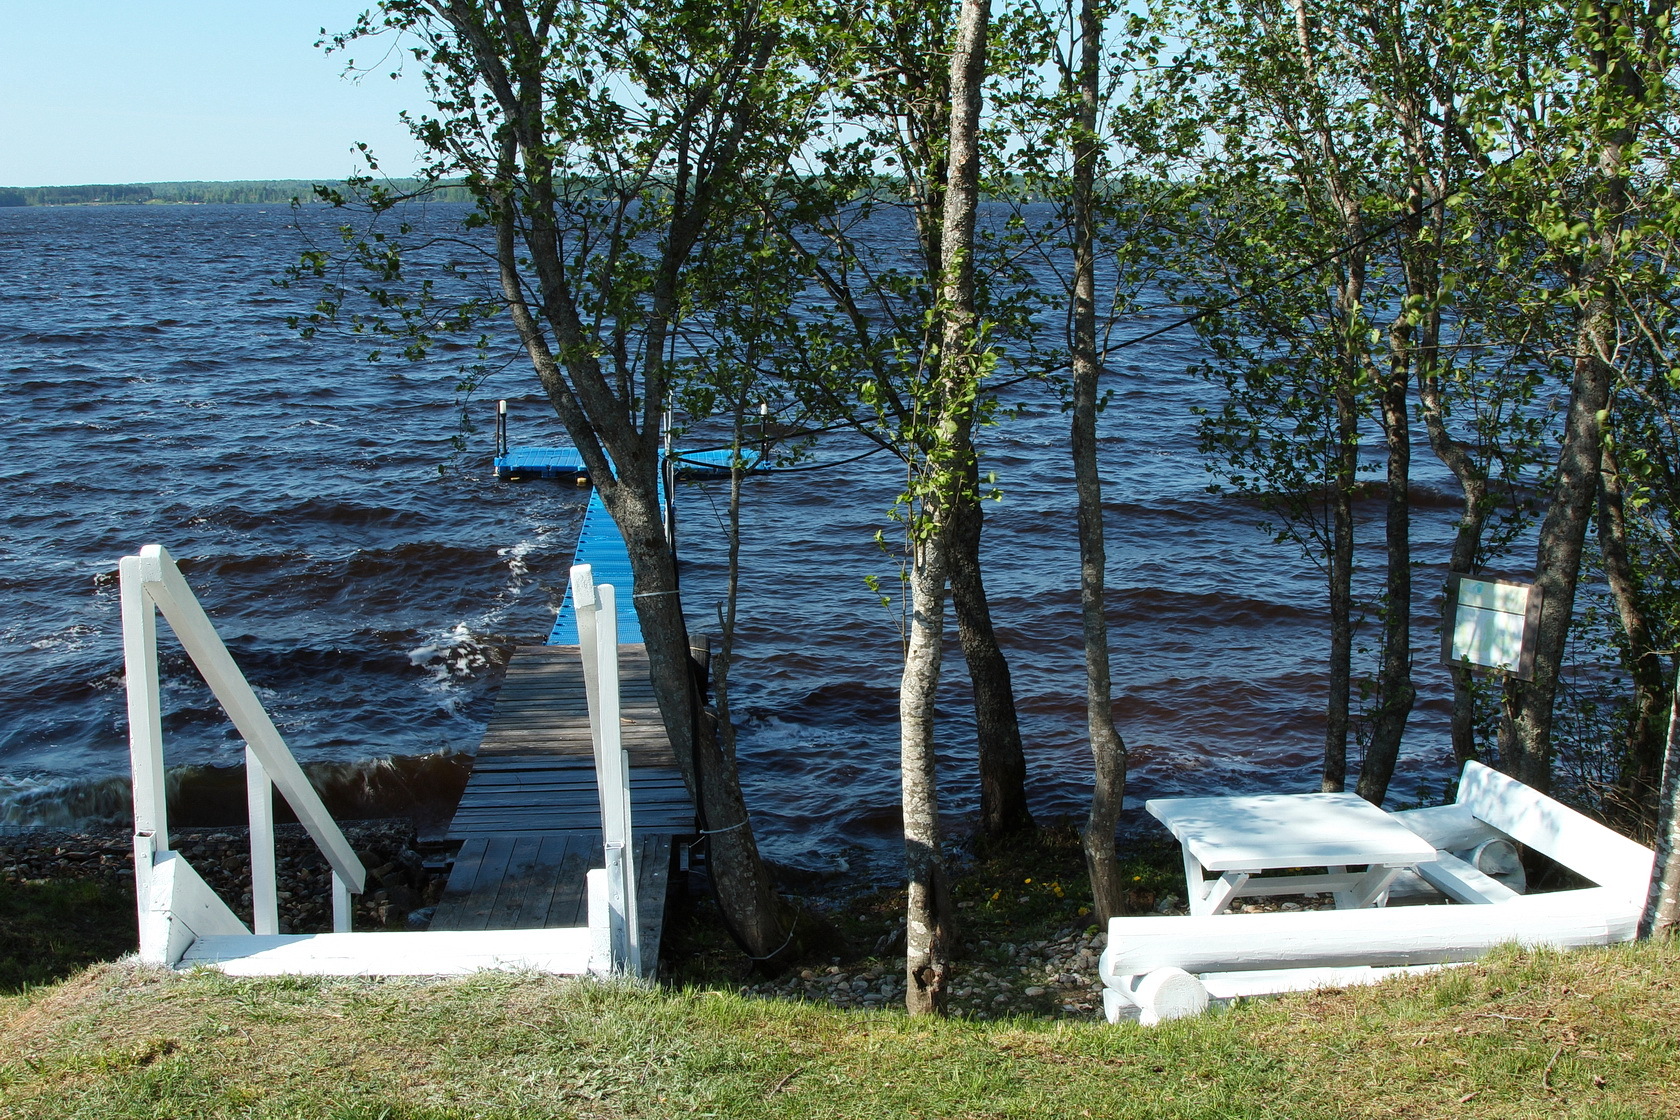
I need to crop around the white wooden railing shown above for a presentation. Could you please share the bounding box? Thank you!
[571,563,639,975]
[120,545,366,954]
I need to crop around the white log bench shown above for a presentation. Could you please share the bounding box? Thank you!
[1104,762,1654,1025]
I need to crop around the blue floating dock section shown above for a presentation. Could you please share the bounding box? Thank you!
[497,442,768,645]
[495,447,589,481]
[495,445,765,482]
[548,486,646,645]
[666,447,767,478]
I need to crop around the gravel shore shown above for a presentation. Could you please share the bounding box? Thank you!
[0,820,446,934]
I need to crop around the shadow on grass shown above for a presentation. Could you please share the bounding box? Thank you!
[0,878,137,993]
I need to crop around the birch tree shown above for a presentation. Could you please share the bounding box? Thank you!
[898,0,993,1014]
[306,0,828,962]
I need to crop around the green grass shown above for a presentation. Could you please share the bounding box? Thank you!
[0,879,136,995]
[2,942,1677,1119]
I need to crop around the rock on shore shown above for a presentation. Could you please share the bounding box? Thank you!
[0,820,447,934]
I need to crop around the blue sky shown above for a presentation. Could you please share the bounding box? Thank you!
[1,3,426,186]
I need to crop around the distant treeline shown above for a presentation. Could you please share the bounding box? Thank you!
[0,180,476,207]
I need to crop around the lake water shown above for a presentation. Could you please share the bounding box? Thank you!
[0,202,1465,870]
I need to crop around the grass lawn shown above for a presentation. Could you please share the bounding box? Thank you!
[0,878,136,994]
[2,941,1677,1119]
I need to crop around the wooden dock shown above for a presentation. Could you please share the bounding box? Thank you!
[429,643,696,975]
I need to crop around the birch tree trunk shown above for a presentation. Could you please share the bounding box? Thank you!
[1069,0,1128,922]
[1639,668,1680,939]
[903,0,990,1016]
[901,527,953,1014]
[1497,0,1643,790]
[949,466,1035,838]
[1323,388,1358,793]
[1597,440,1670,828]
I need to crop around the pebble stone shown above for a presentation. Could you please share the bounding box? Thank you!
[0,820,448,934]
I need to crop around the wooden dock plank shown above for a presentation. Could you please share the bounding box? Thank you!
[487,836,549,930]
[543,835,595,929]
[428,837,492,933]
[433,641,693,977]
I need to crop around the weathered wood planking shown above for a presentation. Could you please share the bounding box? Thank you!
[430,832,674,976]
[434,642,693,978]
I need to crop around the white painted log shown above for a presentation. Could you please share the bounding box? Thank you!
[180,928,593,976]
[1198,962,1464,999]
[1457,761,1654,899]
[1126,967,1209,1025]
[1100,887,1638,983]
[1466,837,1525,892]
[1414,851,1520,905]
[141,851,250,967]
[1102,986,1133,1024]
[135,546,365,894]
[1389,803,1502,852]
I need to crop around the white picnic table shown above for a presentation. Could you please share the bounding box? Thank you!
[1145,792,1442,916]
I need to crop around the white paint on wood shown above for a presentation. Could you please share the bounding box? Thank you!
[1154,792,1438,913]
[1389,803,1503,853]
[1148,793,1440,873]
[1198,962,1465,999]
[120,556,169,914]
[569,564,605,784]
[1333,864,1404,909]
[142,851,250,967]
[1415,851,1520,905]
[595,584,639,975]
[1457,761,1654,898]
[1100,886,1638,984]
[332,871,352,934]
[134,545,365,894]
[1126,967,1209,1025]
[1450,579,1530,670]
[587,866,610,974]
[179,928,593,976]
[1466,838,1526,893]
[246,747,279,936]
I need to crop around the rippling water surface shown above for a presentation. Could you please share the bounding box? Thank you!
[0,203,1462,868]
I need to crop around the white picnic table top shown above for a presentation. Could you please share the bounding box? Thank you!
[1149,792,1438,873]
[1146,792,1440,871]
[1146,792,1443,915]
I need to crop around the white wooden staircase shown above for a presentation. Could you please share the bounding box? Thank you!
[120,546,637,977]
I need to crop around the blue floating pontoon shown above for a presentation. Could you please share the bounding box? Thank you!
[546,486,645,645]
[491,400,771,644]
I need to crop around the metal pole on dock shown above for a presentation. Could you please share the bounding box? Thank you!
[661,409,677,560]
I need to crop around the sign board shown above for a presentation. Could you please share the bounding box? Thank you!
[1441,573,1542,680]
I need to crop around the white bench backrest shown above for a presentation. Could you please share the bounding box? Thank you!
[1456,761,1654,899]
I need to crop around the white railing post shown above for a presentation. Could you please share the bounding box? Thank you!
[120,544,367,949]
[569,564,606,786]
[573,572,639,975]
[135,546,364,900]
[332,872,353,933]
[120,554,170,951]
[246,747,279,935]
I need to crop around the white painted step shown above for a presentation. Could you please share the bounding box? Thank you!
[180,928,592,977]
